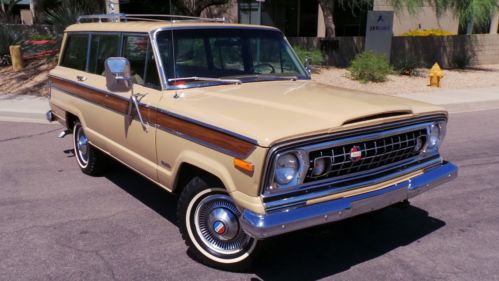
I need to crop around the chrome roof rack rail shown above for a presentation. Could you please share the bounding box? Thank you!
[77,13,226,24]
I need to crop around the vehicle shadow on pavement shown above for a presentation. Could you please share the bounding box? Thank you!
[100,160,445,280]
[104,162,179,226]
[251,205,445,281]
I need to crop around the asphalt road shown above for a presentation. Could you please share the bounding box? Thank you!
[1,109,498,281]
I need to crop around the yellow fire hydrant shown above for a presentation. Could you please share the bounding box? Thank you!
[429,63,443,87]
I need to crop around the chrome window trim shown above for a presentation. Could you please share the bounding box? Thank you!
[259,115,448,199]
[149,29,168,90]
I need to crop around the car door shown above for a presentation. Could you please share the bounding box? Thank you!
[84,32,162,181]
[51,32,112,152]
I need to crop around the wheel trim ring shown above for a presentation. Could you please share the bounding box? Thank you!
[194,194,251,255]
[185,188,257,264]
[74,125,89,168]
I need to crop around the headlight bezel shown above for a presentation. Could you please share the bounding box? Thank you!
[267,150,309,194]
[423,121,447,153]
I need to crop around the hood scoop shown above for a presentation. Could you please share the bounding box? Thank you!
[342,110,412,126]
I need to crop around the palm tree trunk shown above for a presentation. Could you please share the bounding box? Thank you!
[318,0,335,38]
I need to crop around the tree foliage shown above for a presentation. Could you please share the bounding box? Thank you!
[43,0,103,35]
[0,0,22,23]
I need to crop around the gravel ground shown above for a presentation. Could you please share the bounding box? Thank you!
[0,60,55,96]
[312,64,499,95]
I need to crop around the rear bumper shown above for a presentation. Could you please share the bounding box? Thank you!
[240,161,458,239]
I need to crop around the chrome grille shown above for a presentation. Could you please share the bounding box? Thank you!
[305,128,427,182]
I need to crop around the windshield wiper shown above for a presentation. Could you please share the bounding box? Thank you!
[223,74,299,82]
[168,76,242,85]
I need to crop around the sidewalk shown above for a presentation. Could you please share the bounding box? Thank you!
[0,86,498,124]
[0,94,50,124]
[398,86,499,114]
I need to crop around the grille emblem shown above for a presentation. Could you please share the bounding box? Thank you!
[350,146,362,162]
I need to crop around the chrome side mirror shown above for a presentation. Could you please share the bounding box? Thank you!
[304,57,313,75]
[104,57,132,92]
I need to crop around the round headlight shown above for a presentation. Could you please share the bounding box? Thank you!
[274,153,299,185]
[312,157,330,177]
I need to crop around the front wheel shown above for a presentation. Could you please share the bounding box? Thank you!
[177,176,260,271]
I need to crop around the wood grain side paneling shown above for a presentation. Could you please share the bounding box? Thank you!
[50,76,257,158]
[155,111,256,158]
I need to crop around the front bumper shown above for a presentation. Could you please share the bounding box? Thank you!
[240,161,458,239]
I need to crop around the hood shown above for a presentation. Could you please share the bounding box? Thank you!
[165,80,445,147]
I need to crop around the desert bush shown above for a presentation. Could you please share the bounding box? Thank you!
[349,51,392,83]
[393,55,422,76]
[292,46,325,66]
[401,29,455,37]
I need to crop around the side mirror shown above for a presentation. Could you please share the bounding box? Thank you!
[104,57,132,92]
[304,57,313,75]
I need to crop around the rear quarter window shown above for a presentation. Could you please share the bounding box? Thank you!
[60,34,88,71]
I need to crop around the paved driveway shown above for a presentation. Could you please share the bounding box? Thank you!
[0,109,498,281]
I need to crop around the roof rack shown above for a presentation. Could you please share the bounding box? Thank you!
[77,13,226,24]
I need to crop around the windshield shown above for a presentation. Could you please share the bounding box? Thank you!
[156,28,309,87]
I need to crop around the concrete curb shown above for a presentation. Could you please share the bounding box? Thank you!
[0,95,50,124]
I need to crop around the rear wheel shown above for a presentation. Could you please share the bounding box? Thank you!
[177,175,259,271]
[73,121,108,176]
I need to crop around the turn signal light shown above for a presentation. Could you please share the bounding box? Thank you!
[234,158,254,173]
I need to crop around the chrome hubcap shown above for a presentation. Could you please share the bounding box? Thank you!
[194,194,252,255]
[76,127,89,164]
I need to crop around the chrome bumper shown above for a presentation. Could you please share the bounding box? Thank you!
[240,161,458,239]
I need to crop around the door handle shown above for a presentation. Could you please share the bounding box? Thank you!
[76,75,87,82]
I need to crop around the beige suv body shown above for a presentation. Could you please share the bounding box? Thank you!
[47,15,457,270]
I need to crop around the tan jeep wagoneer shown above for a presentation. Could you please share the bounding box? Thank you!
[46,14,458,270]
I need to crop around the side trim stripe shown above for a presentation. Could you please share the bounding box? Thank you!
[49,76,257,158]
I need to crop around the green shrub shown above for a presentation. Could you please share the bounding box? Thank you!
[349,51,392,83]
[393,55,422,76]
[292,46,325,66]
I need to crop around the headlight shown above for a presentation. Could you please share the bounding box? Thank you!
[274,153,299,185]
[425,121,447,151]
[269,151,308,193]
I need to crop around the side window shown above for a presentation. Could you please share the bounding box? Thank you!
[60,34,88,71]
[122,34,161,89]
[88,34,120,75]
